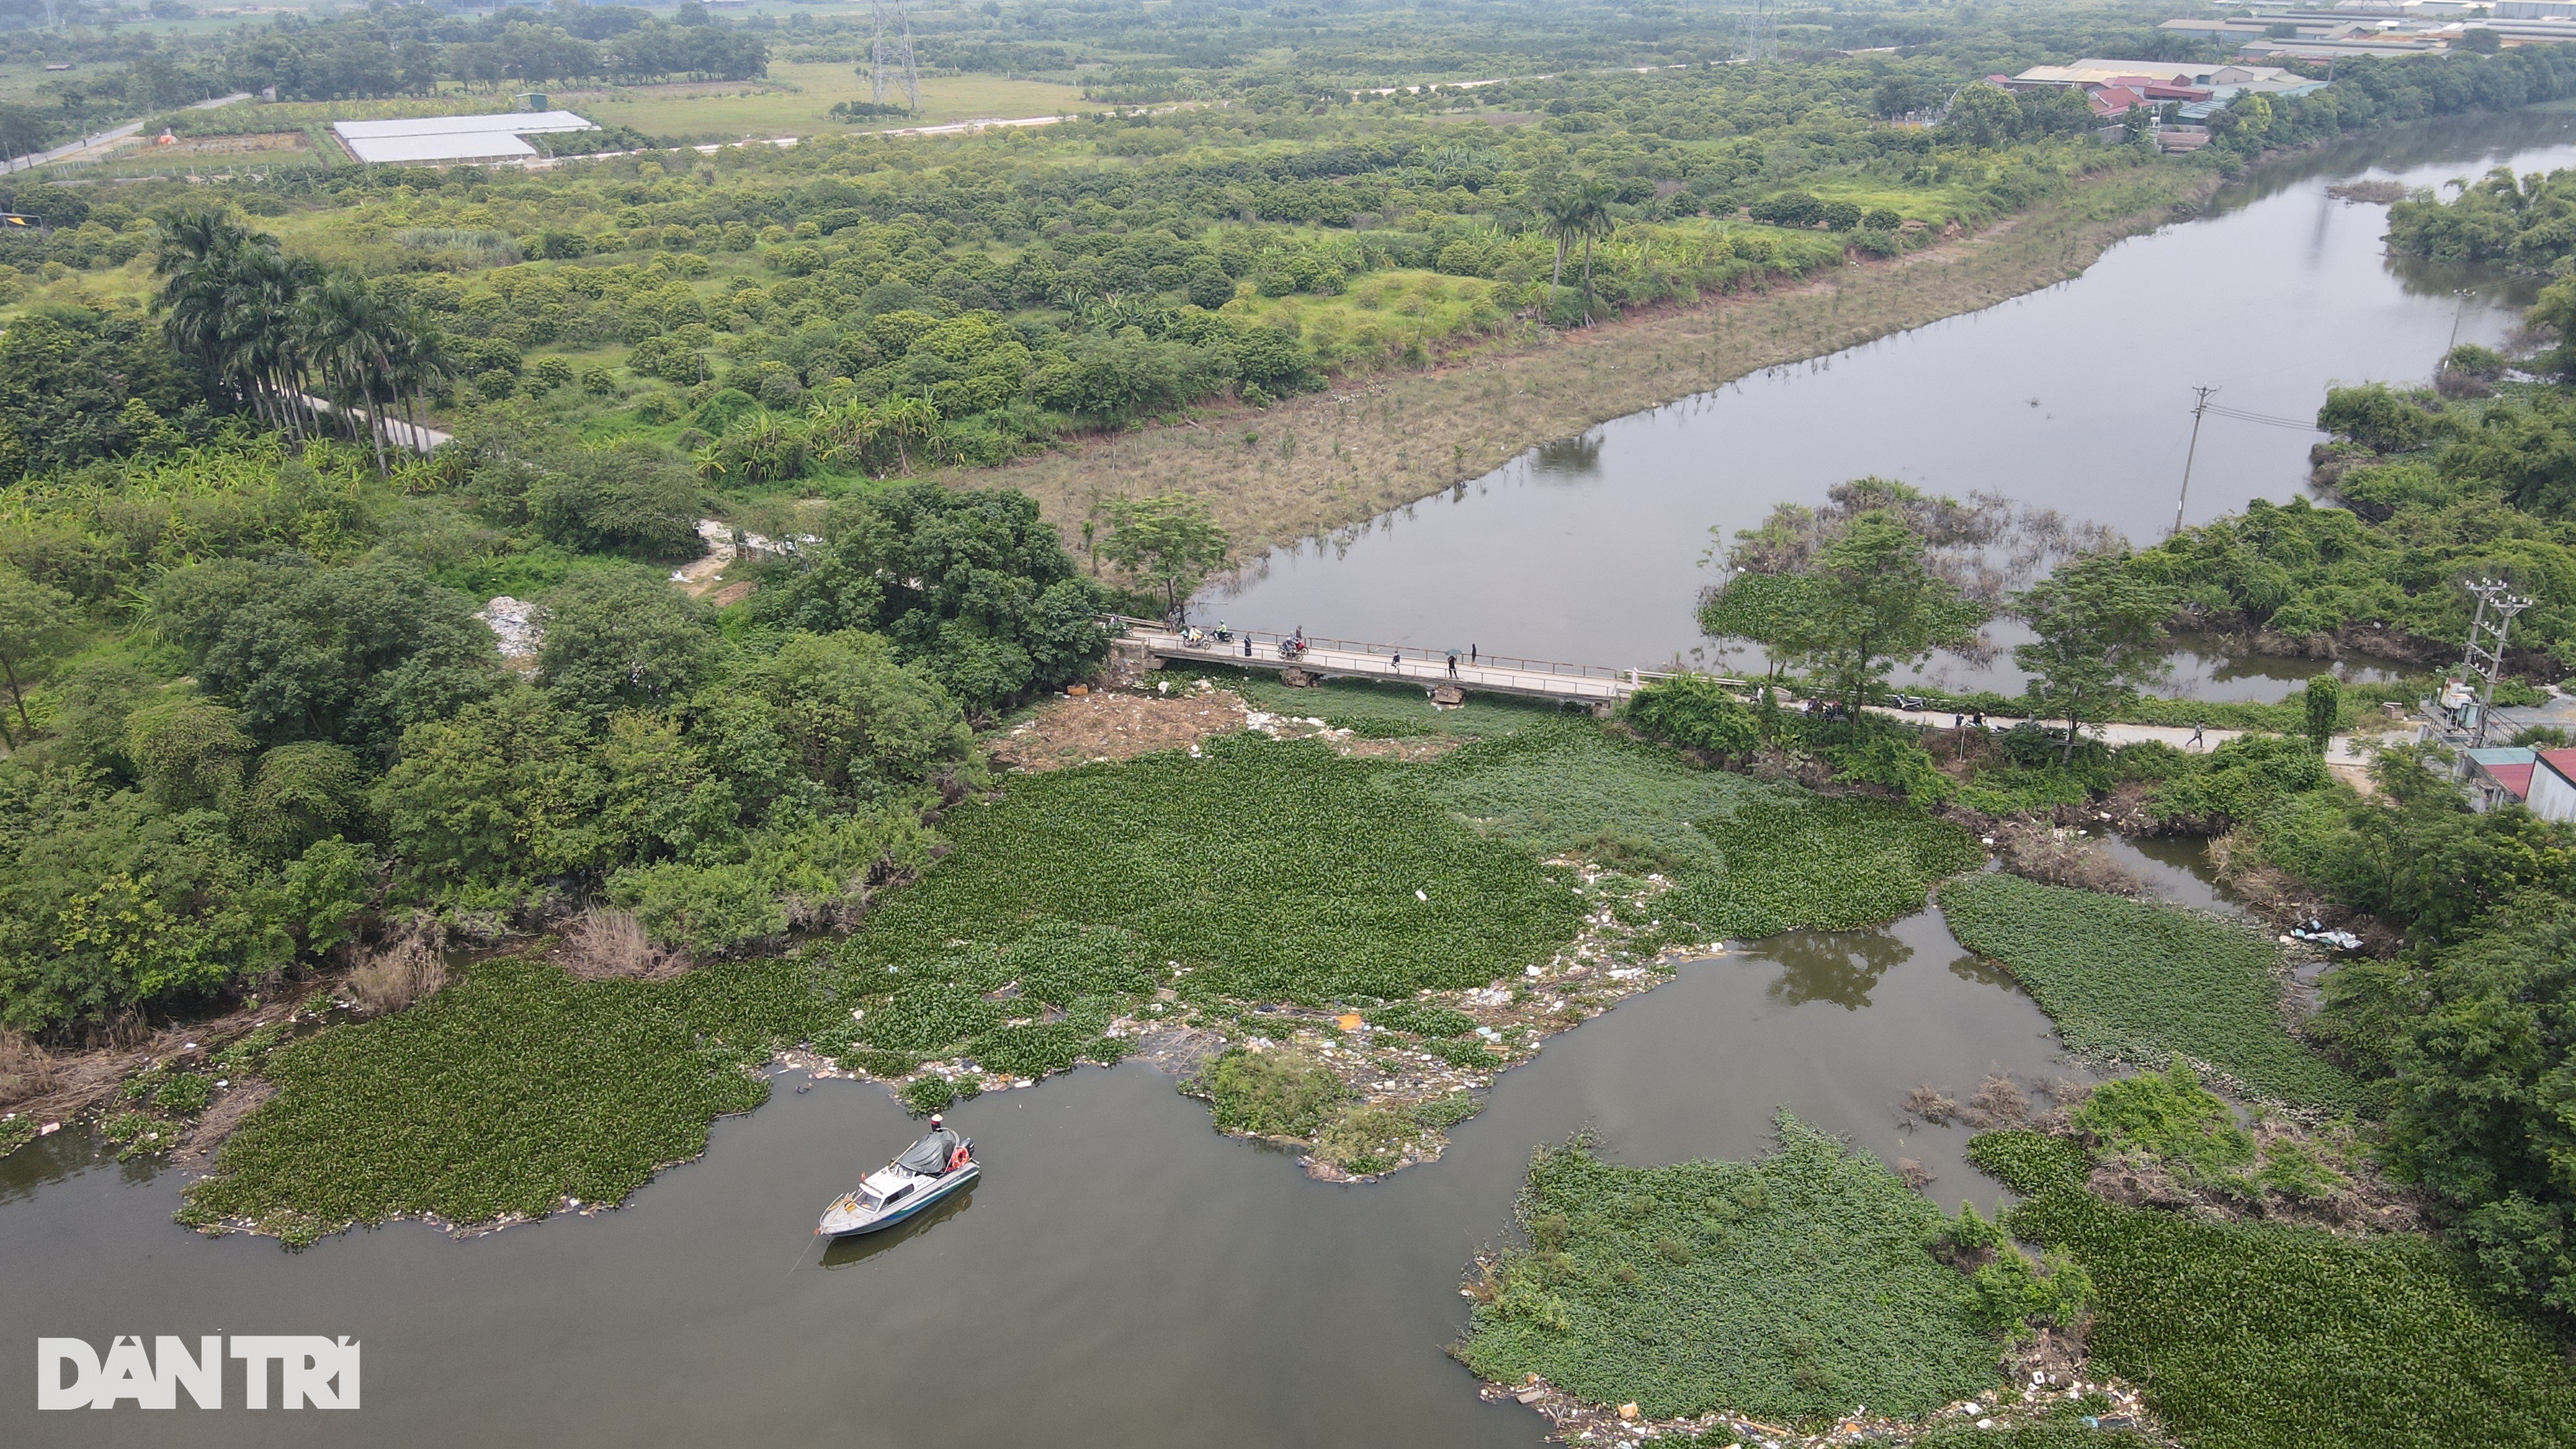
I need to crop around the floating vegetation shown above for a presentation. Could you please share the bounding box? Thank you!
[181,957,835,1245]
[1455,1116,2005,1425]
[1937,875,2358,1110]
[2005,1170,2576,1449]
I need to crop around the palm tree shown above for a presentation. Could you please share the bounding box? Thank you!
[1539,187,1589,298]
[1567,178,1617,311]
[153,205,251,402]
[296,269,402,476]
[386,310,453,455]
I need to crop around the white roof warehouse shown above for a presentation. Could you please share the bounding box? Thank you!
[330,111,600,166]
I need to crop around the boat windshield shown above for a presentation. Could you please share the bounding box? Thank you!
[852,1188,884,1211]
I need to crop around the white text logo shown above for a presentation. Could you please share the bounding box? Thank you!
[37,1335,359,1409]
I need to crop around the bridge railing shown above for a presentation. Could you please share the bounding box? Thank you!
[1105,614,1738,692]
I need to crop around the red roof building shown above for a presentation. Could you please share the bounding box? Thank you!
[2087,85,2146,118]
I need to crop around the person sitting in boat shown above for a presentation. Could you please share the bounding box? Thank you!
[895,1114,963,1175]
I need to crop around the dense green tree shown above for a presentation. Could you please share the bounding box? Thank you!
[1707,509,1985,719]
[376,688,606,889]
[1945,81,2022,148]
[2303,673,2341,752]
[238,741,365,859]
[0,565,79,747]
[2011,553,2172,764]
[1100,491,1232,618]
[755,630,971,800]
[525,442,704,558]
[750,482,1107,710]
[122,699,257,813]
[155,554,505,757]
[536,569,719,715]
[2383,902,2576,1316]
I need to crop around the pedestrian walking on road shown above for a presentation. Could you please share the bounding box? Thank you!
[1243,635,1253,658]
[1446,649,1460,678]
[1470,645,1479,664]
[1392,651,1402,672]
[2188,720,2206,752]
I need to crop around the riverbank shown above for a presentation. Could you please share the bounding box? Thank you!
[151,677,1992,1240]
[966,165,2220,556]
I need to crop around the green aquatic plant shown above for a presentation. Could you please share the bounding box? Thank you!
[180,956,837,1244]
[1455,1115,2000,1423]
[1938,875,2357,1109]
[2005,1179,2576,1449]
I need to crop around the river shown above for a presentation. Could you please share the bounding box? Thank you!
[9,112,2566,1447]
[1216,108,2576,697]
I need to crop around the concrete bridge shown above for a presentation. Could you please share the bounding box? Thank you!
[1119,619,1705,710]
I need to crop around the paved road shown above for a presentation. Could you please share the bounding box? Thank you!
[3,93,251,175]
[299,395,450,455]
[1873,705,2382,766]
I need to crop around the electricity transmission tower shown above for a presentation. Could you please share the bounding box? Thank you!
[2460,578,2533,747]
[871,0,920,113]
[1736,0,1777,64]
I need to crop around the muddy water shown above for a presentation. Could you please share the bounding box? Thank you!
[15,110,2552,1447]
[1215,109,2576,699]
[0,910,2067,1446]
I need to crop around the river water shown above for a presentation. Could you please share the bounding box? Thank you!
[10,113,2568,1446]
[1217,109,2576,697]
[4,916,2068,1446]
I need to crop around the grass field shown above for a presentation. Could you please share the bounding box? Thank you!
[569,62,1084,140]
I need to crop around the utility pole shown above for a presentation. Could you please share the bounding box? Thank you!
[2172,386,2217,540]
[2461,577,2532,748]
[2447,286,2474,355]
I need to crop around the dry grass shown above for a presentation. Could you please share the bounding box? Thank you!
[963,167,2218,556]
[0,1030,61,1110]
[558,907,692,981]
[989,685,1250,772]
[347,919,451,1015]
[1994,822,2148,896]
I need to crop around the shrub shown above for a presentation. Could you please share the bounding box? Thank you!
[1311,1104,1415,1174]
[1622,676,1758,757]
[1188,1047,1345,1138]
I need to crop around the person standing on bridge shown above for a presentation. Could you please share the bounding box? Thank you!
[1391,651,1402,673]
[1446,649,1460,679]
[1243,634,1253,658]
[1470,645,1478,664]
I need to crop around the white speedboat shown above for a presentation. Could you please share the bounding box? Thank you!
[817,1126,978,1239]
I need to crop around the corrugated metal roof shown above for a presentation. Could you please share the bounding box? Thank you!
[339,131,540,164]
[333,111,598,140]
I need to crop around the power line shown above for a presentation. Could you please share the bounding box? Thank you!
[2201,403,2325,431]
